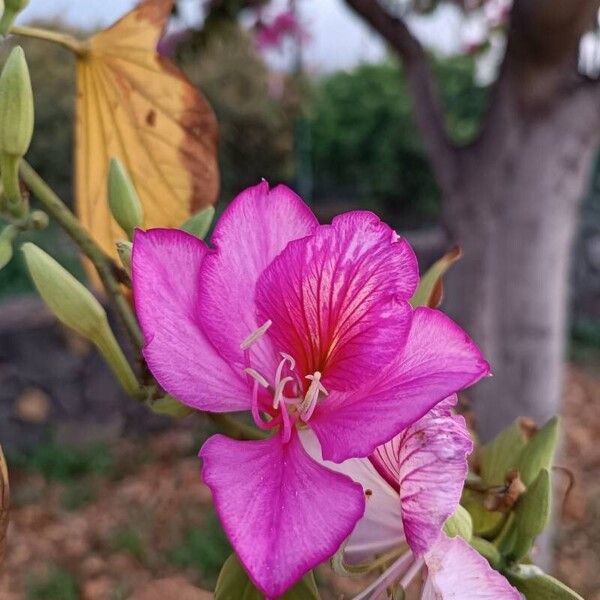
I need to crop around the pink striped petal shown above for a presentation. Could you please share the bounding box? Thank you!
[371,395,472,556]
[310,307,489,463]
[256,211,417,393]
[200,431,364,599]
[198,182,318,376]
[423,535,520,599]
[300,429,404,565]
[132,228,250,412]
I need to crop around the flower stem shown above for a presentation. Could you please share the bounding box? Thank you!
[19,160,144,351]
[9,26,87,56]
[208,413,268,441]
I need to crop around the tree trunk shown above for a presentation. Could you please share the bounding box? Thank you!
[443,83,600,440]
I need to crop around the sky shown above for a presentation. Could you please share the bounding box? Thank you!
[17,0,464,73]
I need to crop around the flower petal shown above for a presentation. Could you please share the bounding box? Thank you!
[198,182,318,374]
[423,534,520,599]
[371,395,472,556]
[300,429,404,565]
[310,307,489,463]
[200,431,365,599]
[256,211,417,392]
[132,228,250,412]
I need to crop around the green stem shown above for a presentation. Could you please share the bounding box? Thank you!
[0,154,24,216]
[208,413,267,441]
[9,26,87,56]
[19,160,144,351]
[95,323,141,398]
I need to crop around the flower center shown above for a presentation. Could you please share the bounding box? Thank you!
[240,320,329,441]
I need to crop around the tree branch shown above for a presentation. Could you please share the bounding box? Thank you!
[344,0,459,192]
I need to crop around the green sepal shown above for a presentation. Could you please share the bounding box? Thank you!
[506,564,584,600]
[444,504,473,542]
[181,205,215,240]
[214,553,320,600]
[150,395,193,418]
[409,246,461,308]
[517,417,559,486]
[116,240,132,276]
[510,468,551,562]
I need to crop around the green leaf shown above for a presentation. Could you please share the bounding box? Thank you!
[181,205,215,240]
[409,246,462,308]
[215,554,320,600]
[511,469,551,562]
[506,564,584,599]
[480,419,528,486]
[517,417,560,486]
[444,504,473,541]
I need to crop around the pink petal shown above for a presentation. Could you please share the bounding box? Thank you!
[256,211,418,392]
[200,431,365,599]
[371,395,472,556]
[423,534,520,599]
[300,430,404,565]
[310,307,489,463]
[132,228,250,412]
[198,182,318,376]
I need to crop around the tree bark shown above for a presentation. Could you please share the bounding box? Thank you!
[344,0,600,440]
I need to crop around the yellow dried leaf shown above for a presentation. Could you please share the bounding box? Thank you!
[75,0,219,261]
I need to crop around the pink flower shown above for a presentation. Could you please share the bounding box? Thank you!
[303,396,519,598]
[131,182,489,598]
[255,10,306,50]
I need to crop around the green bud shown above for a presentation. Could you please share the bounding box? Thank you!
[0,46,33,210]
[0,0,29,35]
[511,468,551,562]
[480,418,529,486]
[506,564,584,600]
[517,416,560,486]
[469,536,501,569]
[29,209,48,230]
[180,205,215,239]
[444,504,473,542]
[116,240,132,276]
[108,158,143,239]
[0,224,16,270]
[22,243,139,396]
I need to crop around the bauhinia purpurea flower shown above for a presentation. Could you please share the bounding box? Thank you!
[304,395,520,598]
[131,182,490,598]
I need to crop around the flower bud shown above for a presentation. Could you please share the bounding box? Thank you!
[108,158,143,239]
[29,209,49,230]
[22,243,139,395]
[517,416,559,486]
[116,239,132,276]
[443,504,473,542]
[0,224,16,270]
[0,46,33,210]
[0,0,29,35]
[181,205,215,239]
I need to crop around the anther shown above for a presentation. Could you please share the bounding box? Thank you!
[240,319,273,350]
[243,368,270,388]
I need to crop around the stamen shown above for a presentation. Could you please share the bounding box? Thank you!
[250,379,276,431]
[244,368,270,389]
[240,319,273,350]
[299,371,328,422]
[279,352,296,372]
[279,397,292,443]
[273,376,294,409]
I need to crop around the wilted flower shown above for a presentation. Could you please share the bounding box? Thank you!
[132,182,489,598]
[305,396,519,599]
